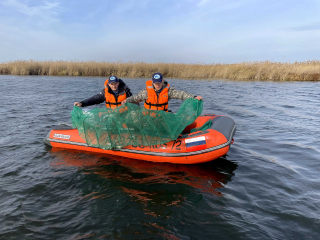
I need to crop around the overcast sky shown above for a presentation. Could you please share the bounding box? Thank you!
[1,0,320,63]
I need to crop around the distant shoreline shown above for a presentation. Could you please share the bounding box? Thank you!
[0,60,319,81]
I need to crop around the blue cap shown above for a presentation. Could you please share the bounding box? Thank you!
[108,76,119,83]
[152,72,163,83]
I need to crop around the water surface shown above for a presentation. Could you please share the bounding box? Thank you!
[0,76,320,239]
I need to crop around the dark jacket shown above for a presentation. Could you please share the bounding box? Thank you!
[80,79,133,107]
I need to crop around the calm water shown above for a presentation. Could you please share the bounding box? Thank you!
[0,75,320,239]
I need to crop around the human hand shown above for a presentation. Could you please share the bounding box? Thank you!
[121,100,127,105]
[74,102,82,107]
[195,96,202,101]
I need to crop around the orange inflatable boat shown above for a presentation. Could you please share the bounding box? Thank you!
[43,114,236,164]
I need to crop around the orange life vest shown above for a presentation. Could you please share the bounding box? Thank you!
[144,80,170,111]
[104,79,127,109]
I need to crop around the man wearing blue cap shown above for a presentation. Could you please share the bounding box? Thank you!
[122,72,202,111]
[74,76,133,109]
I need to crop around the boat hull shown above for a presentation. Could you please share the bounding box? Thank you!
[44,115,236,164]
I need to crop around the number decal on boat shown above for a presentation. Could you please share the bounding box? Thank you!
[172,140,182,150]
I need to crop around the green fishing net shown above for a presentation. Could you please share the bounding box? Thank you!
[71,98,203,150]
[190,119,213,133]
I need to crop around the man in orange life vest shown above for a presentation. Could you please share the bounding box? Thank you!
[74,76,132,108]
[121,72,202,111]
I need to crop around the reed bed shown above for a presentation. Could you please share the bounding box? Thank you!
[0,60,320,81]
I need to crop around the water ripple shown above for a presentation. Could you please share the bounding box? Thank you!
[0,76,320,239]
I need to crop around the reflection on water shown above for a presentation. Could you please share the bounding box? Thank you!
[50,149,238,198]
[47,149,238,239]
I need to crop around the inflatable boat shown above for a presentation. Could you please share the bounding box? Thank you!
[43,114,236,164]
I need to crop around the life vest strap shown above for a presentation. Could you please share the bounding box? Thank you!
[144,101,168,107]
[106,102,121,106]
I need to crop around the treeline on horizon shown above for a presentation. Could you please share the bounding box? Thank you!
[0,60,319,81]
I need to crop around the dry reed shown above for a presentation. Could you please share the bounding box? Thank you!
[0,60,320,81]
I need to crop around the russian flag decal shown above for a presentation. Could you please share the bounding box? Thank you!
[185,136,207,152]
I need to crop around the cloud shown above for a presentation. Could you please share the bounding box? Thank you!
[196,0,255,12]
[1,0,61,24]
[289,22,320,32]
[0,0,319,63]
[113,0,150,14]
[198,0,211,7]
